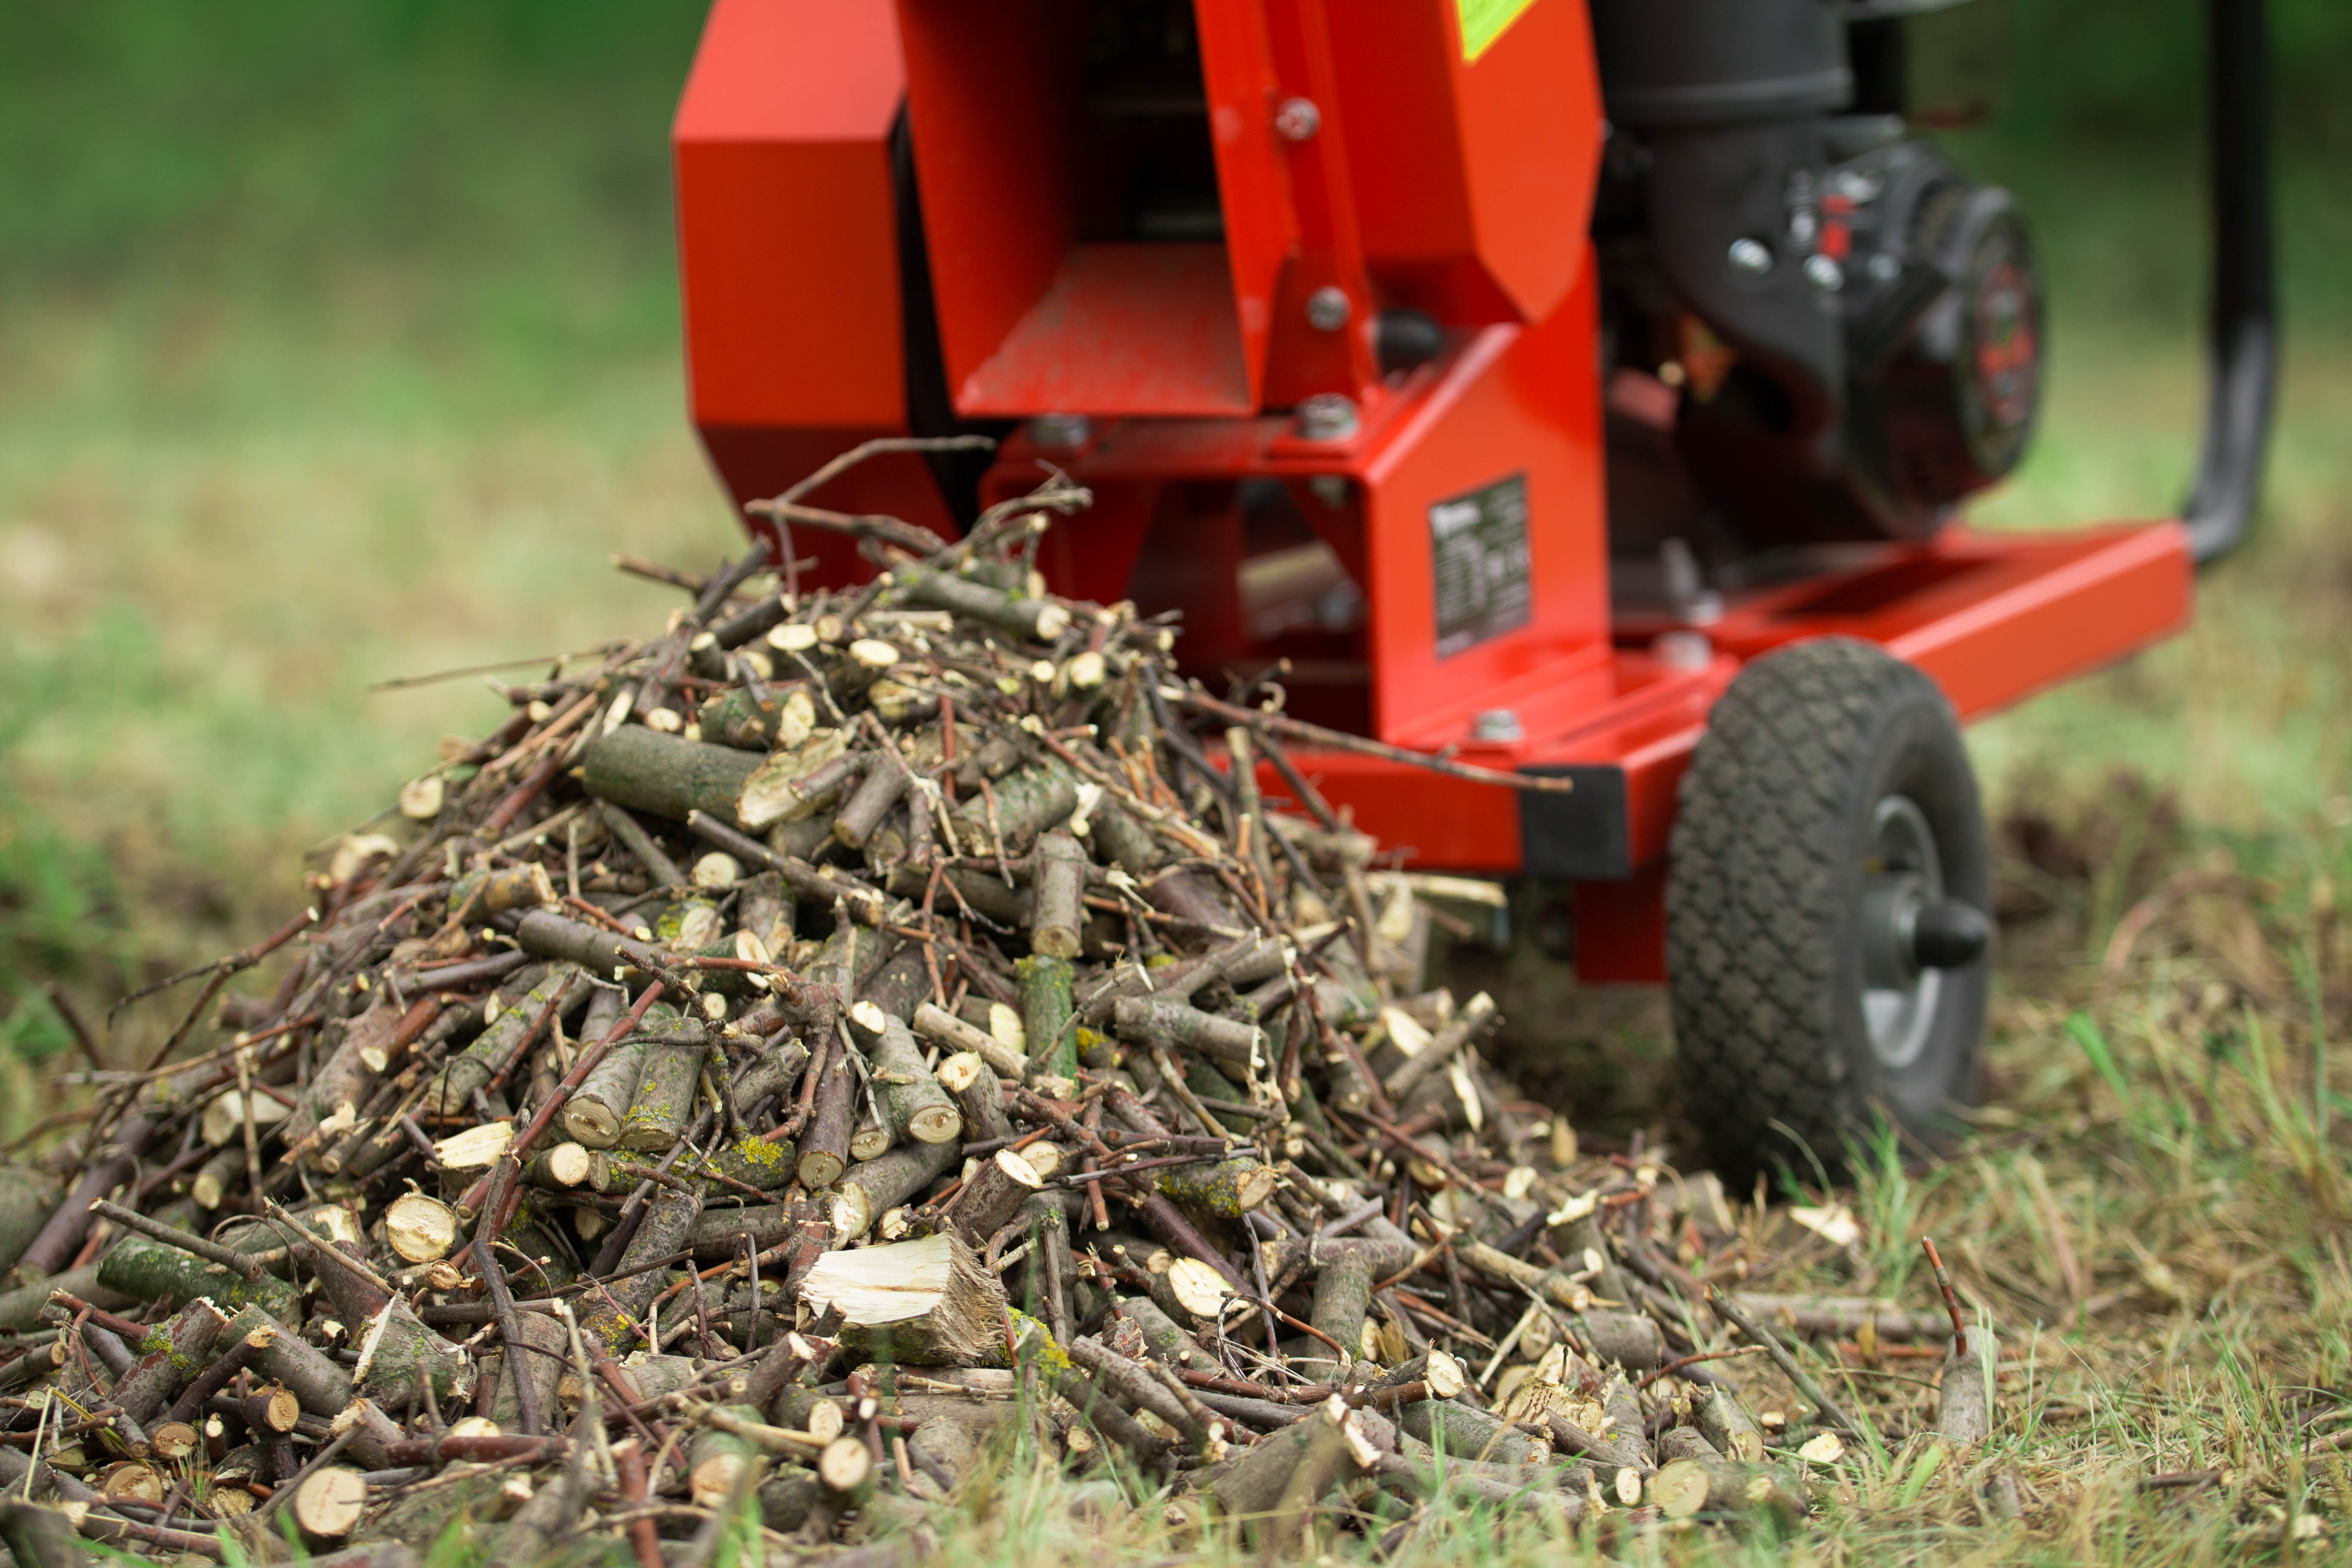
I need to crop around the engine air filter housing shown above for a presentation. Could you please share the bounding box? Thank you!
[1590,0,1851,127]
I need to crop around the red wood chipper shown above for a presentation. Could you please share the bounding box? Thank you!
[666,0,2274,1173]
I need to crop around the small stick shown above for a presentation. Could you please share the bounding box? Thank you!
[87,1200,266,1280]
[236,1046,266,1215]
[477,1235,543,1436]
[1706,1287,1862,1440]
[1637,1344,1770,1391]
[1921,1236,1969,1355]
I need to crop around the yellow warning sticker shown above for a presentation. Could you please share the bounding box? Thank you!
[1456,0,1537,61]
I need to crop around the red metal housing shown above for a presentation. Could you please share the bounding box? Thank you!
[670,0,2194,983]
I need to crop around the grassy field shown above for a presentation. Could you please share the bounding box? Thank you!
[6,7,2352,1558]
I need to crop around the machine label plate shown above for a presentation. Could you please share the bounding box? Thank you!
[1456,0,1537,61]
[1430,473,1531,658]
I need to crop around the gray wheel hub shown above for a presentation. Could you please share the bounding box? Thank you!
[1858,793,1945,1070]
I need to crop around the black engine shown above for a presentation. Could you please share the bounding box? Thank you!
[1592,0,2042,555]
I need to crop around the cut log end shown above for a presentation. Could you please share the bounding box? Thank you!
[293,1466,368,1540]
[909,1106,963,1145]
[1165,1257,1231,1323]
[818,1435,873,1495]
[385,1193,460,1263]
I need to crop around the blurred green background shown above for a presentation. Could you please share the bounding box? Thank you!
[2,0,2349,1070]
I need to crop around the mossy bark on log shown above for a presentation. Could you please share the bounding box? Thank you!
[937,1052,1013,1145]
[1112,997,1263,1067]
[757,1469,824,1532]
[582,725,764,827]
[563,1032,650,1149]
[863,1016,961,1146]
[432,965,587,1119]
[580,1188,701,1354]
[290,1238,468,1405]
[1031,831,1085,959]
[110,1298,230,1422]
[679,1134,799,1191]
[697,686,807,752]
[224,1305,353,1416]
[617,1024,709,1153]
[1018,954,1076,1080]
[730,1037,810,1112]
[956,759,1081,854]
[1154,1157,1277,1219]
[830,1136,958,1240]
[95,1233,300,1321]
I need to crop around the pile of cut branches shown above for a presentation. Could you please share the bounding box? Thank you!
[0,444,2004,1567]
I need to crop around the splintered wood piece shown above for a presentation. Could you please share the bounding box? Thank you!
[101,1462,165,1504]
[292,1466,368,1540]
[148,1421,200,1461]
[798,1232,1007,1364]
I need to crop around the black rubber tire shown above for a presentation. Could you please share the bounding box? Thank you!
[1666,637,1989,1181]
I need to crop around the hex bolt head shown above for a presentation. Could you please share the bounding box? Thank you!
[1804,254,1845,292]
[1294,394,1360,442]
[1306,286,1352,331]
[1727,237,1774,276]
[1274,97,1322,141]
[1027,413,1093,450]
[1470,709,1525,744]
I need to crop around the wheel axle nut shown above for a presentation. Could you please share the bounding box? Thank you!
[1910,899,1990,970]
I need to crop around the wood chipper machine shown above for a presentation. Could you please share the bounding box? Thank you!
[667,0,2274,1173]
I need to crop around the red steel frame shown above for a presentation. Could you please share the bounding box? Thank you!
[671,0,2194,984]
